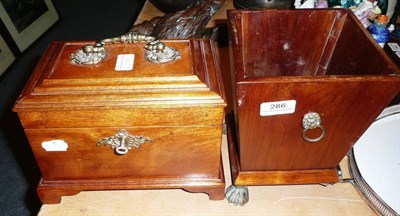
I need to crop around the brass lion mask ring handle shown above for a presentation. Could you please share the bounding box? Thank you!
[302,112,326,142]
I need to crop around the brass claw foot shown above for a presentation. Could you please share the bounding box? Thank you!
[225,185,249,206]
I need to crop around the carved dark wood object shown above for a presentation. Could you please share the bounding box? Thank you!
[130,0,226,39]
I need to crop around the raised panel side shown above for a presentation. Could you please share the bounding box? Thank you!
[237,79,400,171]
[25,126,223,180]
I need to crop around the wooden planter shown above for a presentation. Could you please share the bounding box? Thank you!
[226,9,400,203]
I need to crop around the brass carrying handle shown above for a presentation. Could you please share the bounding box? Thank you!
[69,32,180,65]
[302,112,325,142]
[96,129,152,155]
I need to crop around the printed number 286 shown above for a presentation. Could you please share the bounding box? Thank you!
[270,103,286,109]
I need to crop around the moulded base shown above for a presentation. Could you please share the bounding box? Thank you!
[37,161,225,204]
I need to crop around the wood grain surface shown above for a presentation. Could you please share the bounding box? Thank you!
[13,39,227,203]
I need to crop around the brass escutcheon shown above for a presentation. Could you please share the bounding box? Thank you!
[96,129,152,155]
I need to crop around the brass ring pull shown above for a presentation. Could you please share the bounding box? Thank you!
[115,146,129,155]
[302,112,325,142]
